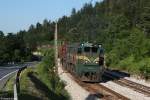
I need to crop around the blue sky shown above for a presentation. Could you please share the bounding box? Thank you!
[0,0,102,33]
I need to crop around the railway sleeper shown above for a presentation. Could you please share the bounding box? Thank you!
[81,71,99,82]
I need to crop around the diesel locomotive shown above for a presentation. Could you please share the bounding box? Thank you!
[59,42,105,82]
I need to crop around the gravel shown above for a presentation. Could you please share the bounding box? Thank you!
[58,59,150,100]
[108,70,150,87]
[100,81,150,100]
[125,77,150,87]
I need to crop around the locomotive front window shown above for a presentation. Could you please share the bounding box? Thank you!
[92,47,98,53]
[84,47,90,52]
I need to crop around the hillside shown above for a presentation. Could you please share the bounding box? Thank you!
[0,0,149,79]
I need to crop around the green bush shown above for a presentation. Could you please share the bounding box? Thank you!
[106,51,119,67]
[19,48,70,100]
[118,56,137,72]
[139,58,150,80]
[36,48,70,99]
[114,56,150,80]
[36,49,55,89]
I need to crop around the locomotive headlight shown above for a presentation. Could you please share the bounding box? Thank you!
[94,57,99,64]
[85,60,89,64]
[95,61,99,64]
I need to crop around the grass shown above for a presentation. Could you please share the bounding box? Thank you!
[1,48,70,100]
[0,76,15,98]
[0,91,14,98]
[18,49,70,100]
[4,76,15,91]
[19,68,46,100]
[18,66,70,100]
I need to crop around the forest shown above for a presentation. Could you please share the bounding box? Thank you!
[0,0,149,79]
[0,31,32,64]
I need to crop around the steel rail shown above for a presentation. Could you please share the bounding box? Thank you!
[104,71,150,96]
[63,67,129,100]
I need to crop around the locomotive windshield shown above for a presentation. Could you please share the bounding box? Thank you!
[92,47,98,53]
[84,47,90,52]
[84,47,98,53]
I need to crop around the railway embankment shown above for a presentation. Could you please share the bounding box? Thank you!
[100,81,150,100]
[58,59,129,100]
[58,59,150,100]
[101,70,150,100]
[105,69,150,88]
[58,60,94,100]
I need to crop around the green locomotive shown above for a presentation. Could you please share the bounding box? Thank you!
[60,42,105,82]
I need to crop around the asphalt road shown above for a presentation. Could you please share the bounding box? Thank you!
[0,62,38,90]
[0,68,18,79]
[0,66,18,90]
[0,62,37,79]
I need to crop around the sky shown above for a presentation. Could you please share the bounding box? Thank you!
[0,0,102,33]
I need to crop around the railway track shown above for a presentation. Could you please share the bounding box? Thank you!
[104,71,150,97]
[64,69,129,100]
[87,83,130,100]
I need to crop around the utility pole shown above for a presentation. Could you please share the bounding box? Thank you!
[54,21,58,73]
[90,0,93,3]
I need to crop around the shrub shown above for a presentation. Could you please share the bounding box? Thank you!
[36,48,70,99]
[139,58,150,80]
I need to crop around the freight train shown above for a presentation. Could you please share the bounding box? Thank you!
[59,42,105,82]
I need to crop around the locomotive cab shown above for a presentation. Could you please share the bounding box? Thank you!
[76,43,104,82]
[60,42,105,82]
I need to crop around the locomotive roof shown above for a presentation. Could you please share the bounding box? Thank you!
[67,42,102,48]
[81,42,102,47]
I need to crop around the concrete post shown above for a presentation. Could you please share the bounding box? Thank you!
[55,22,58,73]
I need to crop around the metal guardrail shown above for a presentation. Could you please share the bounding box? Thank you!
[0,65,27,100]
[0,65,28,100]
[13,84,17,100]
[13,66,27,100]
[0,66,27,100]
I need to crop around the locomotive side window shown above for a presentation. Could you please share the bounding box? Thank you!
[92,47,98,53]
[77,48,82,54]
[99,48,104,65]
[100,48,104,54]
[84,47,90,52]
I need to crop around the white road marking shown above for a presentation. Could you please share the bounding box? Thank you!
[0,70,18,81]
